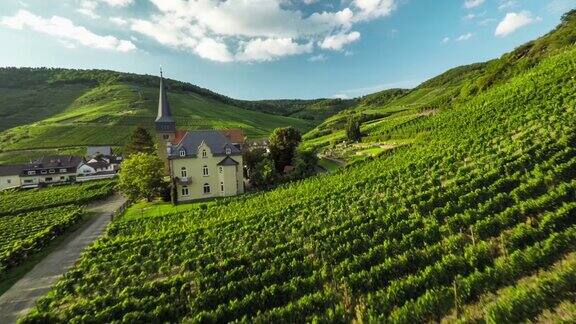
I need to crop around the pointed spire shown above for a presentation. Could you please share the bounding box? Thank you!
[155,68,176,132]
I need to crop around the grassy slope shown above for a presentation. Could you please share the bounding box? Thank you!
[302,10,576,162]
[20,12,576,322]
[0,78,314,163]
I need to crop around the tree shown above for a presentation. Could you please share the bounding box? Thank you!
[269,126,302,172]
[118,152,166,202]
[346,117,362,142]
[124,127,155,157]
[291,149,318,179]
[251,156,278,188]
[243,147,267,179]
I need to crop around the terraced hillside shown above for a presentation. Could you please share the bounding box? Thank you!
[20,12,576,323]
[304,10,576,164]
[0,69,315,163]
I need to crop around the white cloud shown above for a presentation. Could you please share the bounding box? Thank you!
[127,0,396,62]
[455,33,474,41]
[195,38,233,62]
[333,93,349,99]
[464,0,485,9]
[495,11,541,37]
[498,0,517,11]
[308,53,327,62]
[0,10,136,52]
[353,0,396,21]
[319,31,361,50]
[236,38,313,62]
[110,17,127,26]
[442,36,450,43]
[77,0,100,19]
[100,0,133,7]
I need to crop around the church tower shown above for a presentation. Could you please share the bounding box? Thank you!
[155,69,176,163]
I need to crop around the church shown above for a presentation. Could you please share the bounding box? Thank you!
[154,71,245,202]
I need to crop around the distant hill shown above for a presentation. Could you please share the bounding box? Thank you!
[0,68,327,163]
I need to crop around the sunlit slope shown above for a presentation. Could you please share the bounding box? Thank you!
[302,10,576,157]
[21,40,576,323]
[0,82,313,156]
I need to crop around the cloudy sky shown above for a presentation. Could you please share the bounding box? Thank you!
[0,0,574,99]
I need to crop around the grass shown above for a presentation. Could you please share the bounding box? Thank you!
[317,158,343,173]
[119,200,217,222]
[0,84,89,132]
[0,82,314,162]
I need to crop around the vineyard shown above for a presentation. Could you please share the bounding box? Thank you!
[18,26,576,323]
[0,206,83,275]
[0,180,116,278]
[0,180,115,216]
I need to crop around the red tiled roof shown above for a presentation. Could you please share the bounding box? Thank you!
[172,131,188,145]
[221,129,245,144]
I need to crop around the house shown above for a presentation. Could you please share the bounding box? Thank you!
[87,146,112,156]
[155,70,245,202]
[248,139,270,153]
[77,146,123,180]
[0,165,23,191]
[20,156,82,188]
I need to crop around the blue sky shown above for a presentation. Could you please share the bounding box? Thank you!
[0,0,574,100]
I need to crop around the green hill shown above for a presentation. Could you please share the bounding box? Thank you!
[303,9,576,164]
[0,69,317,163]
[20,10,576,323]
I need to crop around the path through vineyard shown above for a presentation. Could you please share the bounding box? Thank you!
[0,194,127,323]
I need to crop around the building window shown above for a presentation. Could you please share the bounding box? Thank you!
[24,179,33,184]
[179,149,186,157]
[60,176,65,180]
[49,169,55,173]
[202,149,207,158]
[220,181,224,192]
[41,170,47,174]
[45,177,52,182]
[181,186,189,196]
[203,183,211,194]
[163,134,170,140]
[219,166,223,173]
[27,171,35,175]
[7,179,11,184]
[60,168,67,173]
[181,167,187,178]
[225,147,232,155]
[203,165,209,176]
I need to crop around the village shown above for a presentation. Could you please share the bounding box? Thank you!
[0,72,301,204]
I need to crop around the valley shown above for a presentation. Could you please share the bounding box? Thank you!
[1,8,576,324]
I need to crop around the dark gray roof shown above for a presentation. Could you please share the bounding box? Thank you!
[24,156,82,170]
[0,165,23,176]
[217,156,239,166]
[170,130,242,158]
[87,146,112,156]
[155,71,176,131]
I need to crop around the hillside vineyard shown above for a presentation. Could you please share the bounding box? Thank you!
[18,37,576,322]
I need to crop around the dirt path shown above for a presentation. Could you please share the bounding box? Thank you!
[0,194,127,324]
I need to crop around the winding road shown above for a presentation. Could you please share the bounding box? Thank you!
[0,194,126,323]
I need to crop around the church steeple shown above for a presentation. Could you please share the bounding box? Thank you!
[155,68,176,133]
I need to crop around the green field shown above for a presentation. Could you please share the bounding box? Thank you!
[0,74,315,163]
[18,13,576,323]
